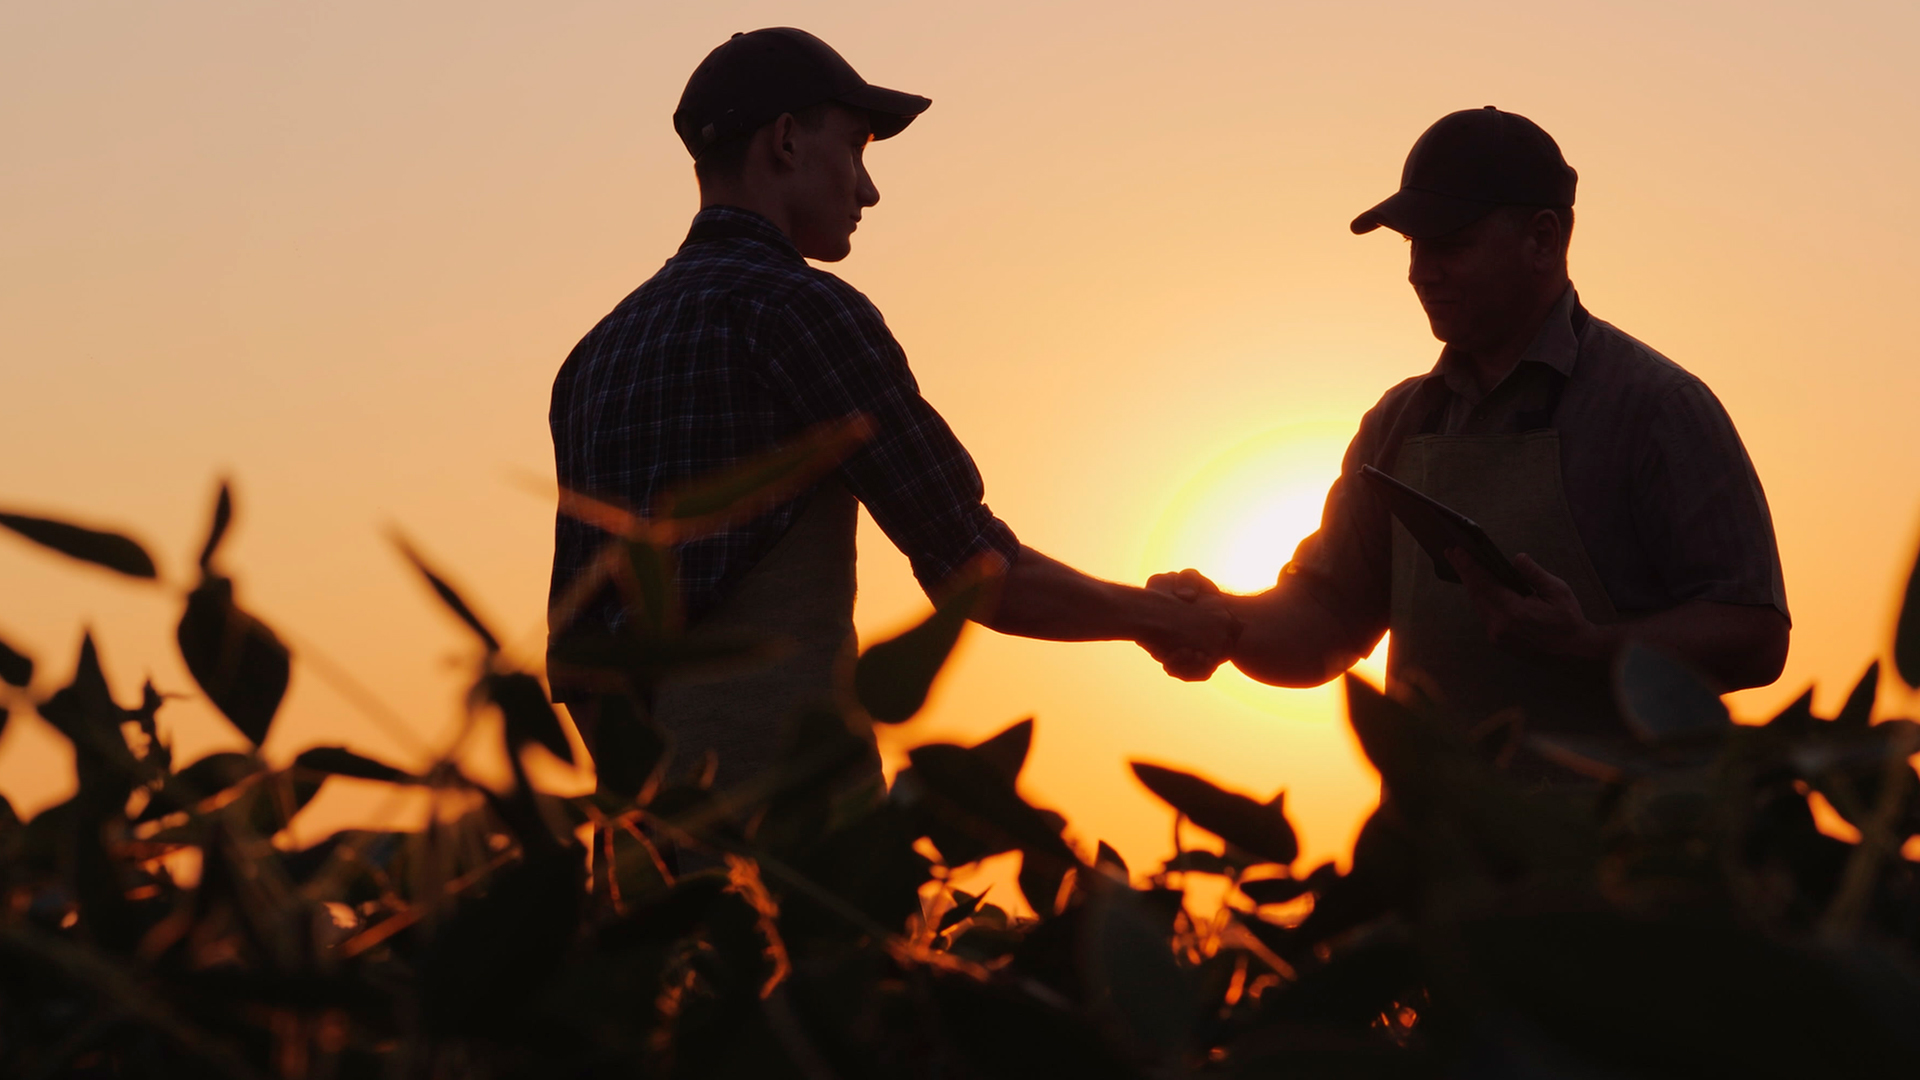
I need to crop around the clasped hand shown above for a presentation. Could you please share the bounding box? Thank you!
[1141,568,1237,681]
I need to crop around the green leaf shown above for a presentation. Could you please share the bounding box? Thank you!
[197,481,233,572]
[0,632,31,688]
[653,417,871,537]
[1614,643,1730,743]
[393,535,500,652]
[1897,537,1920,689]
[855,576,990,723]
[481,672,573,765]
[1835,662,1878,729]
[903,742,1076,864]
[1130,762,1297,866]
[0,511,156,579]
[972,716,1034,783]
[618,538,678,636]
[293,745,420,784]
[1095,840,1130,881]
[177,575,290,747]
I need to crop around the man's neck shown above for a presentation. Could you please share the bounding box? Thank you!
[700,187,792,241]
[1452,279,1570,395]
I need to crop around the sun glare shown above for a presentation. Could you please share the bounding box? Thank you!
[1142,422,1388,703]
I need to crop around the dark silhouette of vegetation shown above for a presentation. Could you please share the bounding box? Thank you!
[2,450,1918,1078]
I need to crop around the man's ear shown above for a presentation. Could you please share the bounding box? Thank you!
[1525,208,1566,270]
[766,112,801,173]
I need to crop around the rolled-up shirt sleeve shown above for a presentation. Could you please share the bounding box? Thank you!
[1633,380,1790,619]
[760,275,1020,593]
[1282,393,1407,656]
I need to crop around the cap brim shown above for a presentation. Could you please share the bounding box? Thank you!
[1350,188,1500,239]
[836,83,932,140]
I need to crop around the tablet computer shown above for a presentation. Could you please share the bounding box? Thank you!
[1358,465,1534,596]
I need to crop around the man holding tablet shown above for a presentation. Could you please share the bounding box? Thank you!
[1151,108,1789,763]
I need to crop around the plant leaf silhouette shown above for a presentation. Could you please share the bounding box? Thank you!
[0,633,31,688]
[1898,537,1920,689]
[197,481,233,571]
[393,534,501,652]
[855,571,991,723]
[1615,643,1730,743]
[1239,877,1315,906]
[972,716,1033,783]
[905,743,1075,863]
[651,416,871,538]
[293,745,420,785]
[0,511,156,579]
[480,672,573,765]
[1835,662,1878,729]
[1082,882,1194,1063]
[1129,762,1297,866]
[938,887,986,932]
[178,575,290,747]
[1766,686,1818,737]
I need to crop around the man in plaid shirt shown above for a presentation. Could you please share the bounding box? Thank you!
[549,29,1235,788]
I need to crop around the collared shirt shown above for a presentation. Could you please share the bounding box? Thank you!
[1288,287,1789,652]
[549,206,1019,631]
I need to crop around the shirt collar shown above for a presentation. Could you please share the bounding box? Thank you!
[681,205,803,261]
[1431,284,1582,398]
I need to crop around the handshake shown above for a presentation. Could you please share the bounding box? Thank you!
[1136,568,1239,682]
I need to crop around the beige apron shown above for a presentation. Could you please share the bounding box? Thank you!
[652,480,875,793]
[1385,322,1625,767]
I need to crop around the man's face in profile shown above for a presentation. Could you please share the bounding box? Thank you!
[784,106,880,262]
[1406,210,1539,351]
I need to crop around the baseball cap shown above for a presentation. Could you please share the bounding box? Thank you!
[673,28,931,158]
[1351,106,1577,238]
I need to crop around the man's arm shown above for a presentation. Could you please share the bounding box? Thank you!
[1448,550,1788,691]
[985,547,1240,660]
[760,280,1237,664]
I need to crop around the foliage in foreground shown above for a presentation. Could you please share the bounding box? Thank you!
[1,445,1919,1078]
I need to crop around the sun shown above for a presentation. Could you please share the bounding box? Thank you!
[1141,422,1387,702]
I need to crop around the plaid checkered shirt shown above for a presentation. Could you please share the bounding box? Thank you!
[549,205,1019,635]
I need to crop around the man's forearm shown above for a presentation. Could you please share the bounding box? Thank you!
[1223,583,1370,688]
[1574,600,1789,691]
[980,546,1188,643]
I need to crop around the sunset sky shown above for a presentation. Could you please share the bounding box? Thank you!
[3,1,1917,881]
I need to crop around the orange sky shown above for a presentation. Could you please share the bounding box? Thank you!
[3,1,1918,880]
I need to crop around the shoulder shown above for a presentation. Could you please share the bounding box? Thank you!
[1577,316,1751,456]
[1578,316,1715,405]
[778,266,888,327]
[1356,373,1436,439]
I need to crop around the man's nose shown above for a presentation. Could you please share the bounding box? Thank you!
[1407,241,1439,287]
[856,164,880,208]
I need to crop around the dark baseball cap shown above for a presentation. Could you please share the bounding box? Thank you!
[673,28,931,158]
[1351,107,1577,238]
